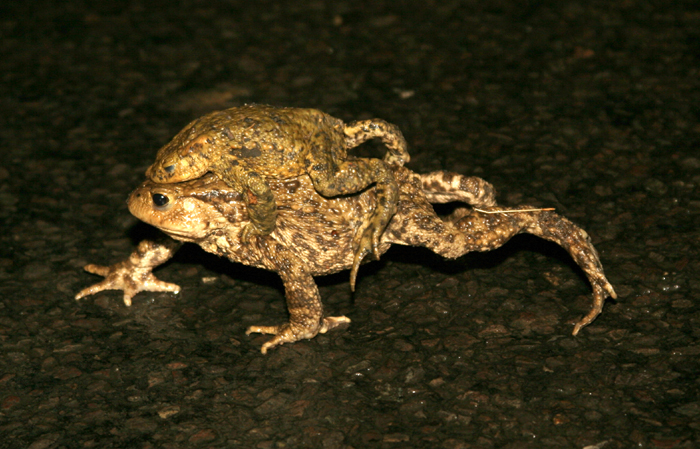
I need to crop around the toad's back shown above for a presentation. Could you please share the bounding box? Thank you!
[149,104,347,182]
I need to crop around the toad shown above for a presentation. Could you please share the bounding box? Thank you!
[146,104,410,287]
[76,167,616,354]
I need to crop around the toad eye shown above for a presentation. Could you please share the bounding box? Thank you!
[164,164,176,174]
[152,193,170,208]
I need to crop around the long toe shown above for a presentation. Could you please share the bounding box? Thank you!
[319,316,352,333]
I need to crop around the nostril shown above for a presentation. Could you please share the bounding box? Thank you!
[152,193,169,207]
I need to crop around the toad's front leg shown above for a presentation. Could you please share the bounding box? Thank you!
[245,250,350,354]
[75,239,182,306]
[217,163,277,242]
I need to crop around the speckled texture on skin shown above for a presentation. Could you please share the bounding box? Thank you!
[6,0,700,446]
[146,104,410,286]
[77,167,615,353]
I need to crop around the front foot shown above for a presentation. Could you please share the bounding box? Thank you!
[75,262,180,306]
[75,239,181,306]
[246,316,351,354]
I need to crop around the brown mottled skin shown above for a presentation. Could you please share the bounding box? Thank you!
[76,167,616,354]
[146,104,410,287]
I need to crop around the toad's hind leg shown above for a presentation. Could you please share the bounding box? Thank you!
[343,119,410,167]
[455,207,616,334]
[394,178,616,334]
[307,156,398,291]
[419,170,498,208]
[307,119,407,288]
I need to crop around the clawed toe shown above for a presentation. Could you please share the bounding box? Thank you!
[572,307,603,336]
[572,281,616,336]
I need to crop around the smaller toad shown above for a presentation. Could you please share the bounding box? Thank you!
[76,167,616,354]
[146,104,410,287]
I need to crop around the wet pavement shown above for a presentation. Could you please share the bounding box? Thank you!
[2,1,700,448]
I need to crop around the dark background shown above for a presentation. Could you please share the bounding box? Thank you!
[2,1,699,448]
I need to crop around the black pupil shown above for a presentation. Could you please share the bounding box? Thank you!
[164,164,176,174]
[152,193,169,207]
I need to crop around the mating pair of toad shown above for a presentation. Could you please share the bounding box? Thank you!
[146,104,410,287]
[77,105,616,353]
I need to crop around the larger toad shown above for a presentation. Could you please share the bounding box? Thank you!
[76,167,616,354]
[146,104,410,287]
